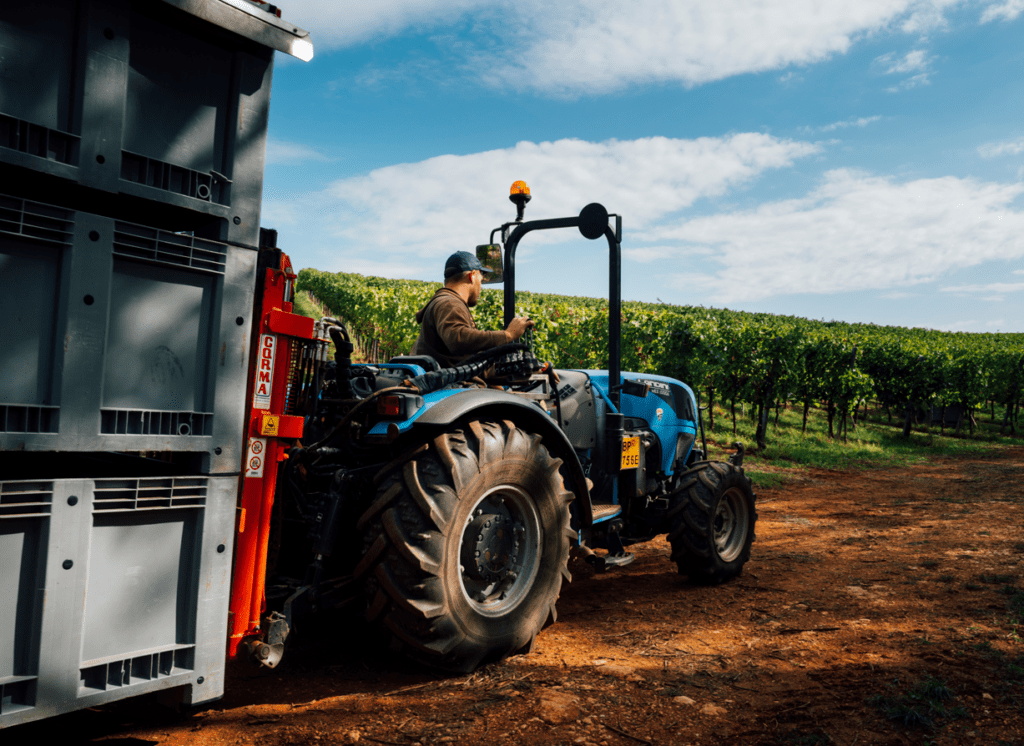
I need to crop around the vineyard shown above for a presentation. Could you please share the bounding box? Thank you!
[297,269,1024,448]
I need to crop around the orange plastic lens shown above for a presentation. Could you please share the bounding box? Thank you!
[378,396,401,416]
[509,180,531,197]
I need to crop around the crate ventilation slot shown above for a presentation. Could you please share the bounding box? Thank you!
[0,113,80,166]
[92,477,208,511]
[0,404,59,434]
[120,151,225,204]
[0,194,75,246]
[112,223,227,274]
[100,409,213,436]
[0,675,37,715]
[79,646,194,694]
[0,481,54,519]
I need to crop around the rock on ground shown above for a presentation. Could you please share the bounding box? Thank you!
[536,689,581,725]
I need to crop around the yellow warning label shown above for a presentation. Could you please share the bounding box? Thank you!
[260,414,280,437]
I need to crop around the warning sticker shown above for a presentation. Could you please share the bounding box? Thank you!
[260,413,279,436]
[253,334,276,410]
[246,437,267,478]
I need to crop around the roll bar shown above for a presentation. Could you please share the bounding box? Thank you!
[493,203,624,409]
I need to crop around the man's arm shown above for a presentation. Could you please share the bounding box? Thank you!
[433,294,512,356]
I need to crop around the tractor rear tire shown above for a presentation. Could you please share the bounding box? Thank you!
[667,461,756,584]
[354,420,573,673]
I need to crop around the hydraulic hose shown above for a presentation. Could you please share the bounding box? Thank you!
[405,343,538,394]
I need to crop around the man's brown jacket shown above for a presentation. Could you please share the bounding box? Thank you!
[410,288,510,368]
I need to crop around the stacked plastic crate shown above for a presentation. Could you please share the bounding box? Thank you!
[0,0,311,727]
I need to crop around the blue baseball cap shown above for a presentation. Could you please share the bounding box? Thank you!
[444,250,494,279]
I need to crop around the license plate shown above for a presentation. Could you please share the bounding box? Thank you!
[620,436,640,470]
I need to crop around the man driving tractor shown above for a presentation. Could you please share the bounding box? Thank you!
[410,251,534,368]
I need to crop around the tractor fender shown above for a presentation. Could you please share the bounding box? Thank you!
[413,389,594,538]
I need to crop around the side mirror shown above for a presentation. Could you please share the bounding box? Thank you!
[620,379,651,398]
[578,202,609,240]
[476,244,504,284]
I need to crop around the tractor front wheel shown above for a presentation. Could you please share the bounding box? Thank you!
[667,461,756,584]
[354,420,573,673]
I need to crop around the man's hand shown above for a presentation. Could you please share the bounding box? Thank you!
[506,316,535,341]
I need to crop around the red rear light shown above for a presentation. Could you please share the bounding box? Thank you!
[375,393,423,419]
[378,396,401,417]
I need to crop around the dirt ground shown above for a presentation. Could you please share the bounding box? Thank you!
[12,447,1024,746]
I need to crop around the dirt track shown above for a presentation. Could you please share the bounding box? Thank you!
[11,447,1024,746]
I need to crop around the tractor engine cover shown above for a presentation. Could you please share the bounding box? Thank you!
[553,370,597,450]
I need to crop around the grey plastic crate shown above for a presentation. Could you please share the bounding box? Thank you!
[0,0,310,247]
[0,194,256,472]
[0,474,236,727]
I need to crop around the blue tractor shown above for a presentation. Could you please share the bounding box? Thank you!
[281,184,756,673]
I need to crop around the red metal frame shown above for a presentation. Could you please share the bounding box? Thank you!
[228,252,314,657]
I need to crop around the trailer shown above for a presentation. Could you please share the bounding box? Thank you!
[0,0,312,727]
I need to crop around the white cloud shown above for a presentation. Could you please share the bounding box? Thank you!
[900,0,962,31]
[814,115,883,132]
[941,282,1024,293]
[981,0,1024,22]
[935,319,980,331]
[271,140,1024,309]
[271,133,818,271]
[875,49,933,90]
[886,72,931,90]
[488,1,960,95]
[283,0,967,95]
[880,291,918,298]
[265,137,332,165]
[877,49,931,73]
[275,0,490,46]
[645,169,1024,303]
[624,246,682,263]
[978,138,1024,158]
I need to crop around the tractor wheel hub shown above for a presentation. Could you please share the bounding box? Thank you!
[462,513,522,584]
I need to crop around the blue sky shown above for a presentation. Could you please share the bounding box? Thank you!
[260,0,1024,333]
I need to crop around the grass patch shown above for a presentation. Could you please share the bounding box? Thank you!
[1007,654,1024,678]
[746,471,788,489]
[978,573,1015,585]
[704,402,1024,472]
[291,291,339,359]
[1008,591,1024,625]
[869,677,967,729]
[291,289,323,322]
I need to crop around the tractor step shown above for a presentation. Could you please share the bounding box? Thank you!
[592,503,622,523]
[603,552,635,568]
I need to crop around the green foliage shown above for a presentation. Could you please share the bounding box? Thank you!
[869,677,966,729]
[1009,591,1024,625]
[296,269,1024,447]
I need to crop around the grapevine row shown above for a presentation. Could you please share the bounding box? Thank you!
[298,269,1024,445]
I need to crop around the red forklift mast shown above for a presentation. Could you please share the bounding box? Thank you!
[228,232,315,660]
